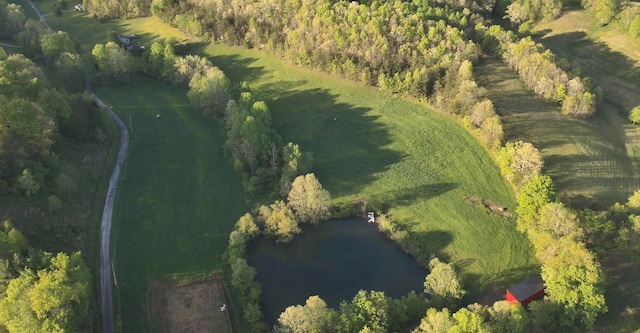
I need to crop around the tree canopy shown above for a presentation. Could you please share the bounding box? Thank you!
[423,258,466,309]
[287,173,331,224]
[0,252,90,333]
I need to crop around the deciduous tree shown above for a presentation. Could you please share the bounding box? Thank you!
[516,174,555,232]
[276,295,336,333]
[424,258,466,309]
[261,200,300,242]
[488,301,528,333]
[287,173,331,224]
[497,141,544,191]
[40,31,75,63]
[91,42,134,83]
[0,252,90,333]
[630,106,640,125]
[187,66,231,116]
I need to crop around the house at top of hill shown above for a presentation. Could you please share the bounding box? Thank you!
[505,275,545,307]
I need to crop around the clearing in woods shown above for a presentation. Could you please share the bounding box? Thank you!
[146,276,232,333]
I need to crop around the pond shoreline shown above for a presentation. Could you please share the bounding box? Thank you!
[247,217,428,327]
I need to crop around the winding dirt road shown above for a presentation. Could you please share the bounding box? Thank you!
[95,97,128,333]
[23,1,126,331]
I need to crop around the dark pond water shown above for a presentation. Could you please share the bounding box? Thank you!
[247,218,428,327]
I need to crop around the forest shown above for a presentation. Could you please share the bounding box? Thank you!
[1,0,639,331]
[0,0,105,331]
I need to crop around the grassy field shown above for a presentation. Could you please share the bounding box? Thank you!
[97,79,246,332]
[531,10,640,331]
[45,9,187,54]
[531,10,640,208]
[46,11,539,330]
[200,44,538,295]
[476,57,640,209]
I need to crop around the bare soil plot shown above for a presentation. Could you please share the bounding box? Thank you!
[146,277,232,333]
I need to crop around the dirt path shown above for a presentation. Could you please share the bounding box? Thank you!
[95,95,129,333]
[23,1,126,331]
[0,42,20,48]
[24,0,51,31]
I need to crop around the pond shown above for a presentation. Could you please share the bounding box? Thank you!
[248,218,428,327]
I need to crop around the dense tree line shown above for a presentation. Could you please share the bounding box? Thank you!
[619,5,640,40]
[140,40,313,197]
[0,4,102,198]
[0,4,102,331]
[82,0,151,19]
[514,174,607,329]
[273,256,465,332]
[149,0,482,98]
[478,25,598,118]
[502,0,640,42]
[274,290,425,333]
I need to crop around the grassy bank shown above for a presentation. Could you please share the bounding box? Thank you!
[98,79,246,331]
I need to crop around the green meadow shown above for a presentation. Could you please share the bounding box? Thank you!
[476,57,640,209]
[46,12,538,330]
[533,10,640,331]
[201,44,538,292]
[531,10,640,208]
[97,80,246,331]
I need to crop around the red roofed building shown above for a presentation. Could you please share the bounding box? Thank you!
[505,275,545,307]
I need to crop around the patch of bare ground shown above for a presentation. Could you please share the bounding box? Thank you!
[146,276,232,333]
[478,282,508,306]
[466,196,513,217]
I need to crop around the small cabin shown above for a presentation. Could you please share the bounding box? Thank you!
[505,275,545,307]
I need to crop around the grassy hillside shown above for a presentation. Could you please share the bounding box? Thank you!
[46,11,539,330]
[532,10,640,332]
[476,57,640,209]
[97,79,246,331]
[202,44,538,294]
[533,10,640,208]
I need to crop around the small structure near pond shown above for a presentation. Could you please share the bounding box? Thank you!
[505,275,545,307]
[367,211,375,223]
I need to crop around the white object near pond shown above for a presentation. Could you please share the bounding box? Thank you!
[156,114,160,118]
[367,212,375,223]
[220,303,226,312]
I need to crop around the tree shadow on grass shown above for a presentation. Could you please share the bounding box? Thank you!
[209,53,268,84]
[176,41,270,84]
[387,219,454,267]
[262,86,405,197]
[469,264,541,305]
[476,44,640,209]
[538,31,640,111]
[379,182,458,209]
